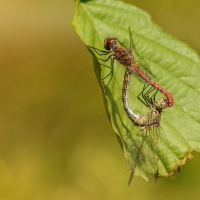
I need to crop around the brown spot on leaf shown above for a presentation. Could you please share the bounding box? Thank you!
[181,152,193,165]
[169,152,194,176]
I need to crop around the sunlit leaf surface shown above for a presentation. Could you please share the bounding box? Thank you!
[73,0,200,181]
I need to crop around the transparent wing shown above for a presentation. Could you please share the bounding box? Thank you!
[128,28,156,80]
[142,128,159,179]
[126,129,159,185]
[127,123,180,185]
[155,126,180,174]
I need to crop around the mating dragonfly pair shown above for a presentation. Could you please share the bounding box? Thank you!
[88,29,180,185]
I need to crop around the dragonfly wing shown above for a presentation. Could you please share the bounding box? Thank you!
[126,129,159,185]
[128,29,156,80]
[155,126,180,175]
[142,128,160,179]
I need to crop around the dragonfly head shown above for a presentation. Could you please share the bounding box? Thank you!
[154,98,169,110]
[104,37,117,51]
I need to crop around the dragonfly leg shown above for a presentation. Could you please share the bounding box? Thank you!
[87,45,110,55]
[143,84,154,106]
[99,63,112,69]
[150,88,158,105]
[98,55,111,62]
[137,82,150,107]
[106,58,114,86]
[102,71,112,80]
[140,83,159,107]
[101,58,114,87]
[145,86,157,106]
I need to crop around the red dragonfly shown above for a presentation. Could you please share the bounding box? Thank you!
[88,29,173,107]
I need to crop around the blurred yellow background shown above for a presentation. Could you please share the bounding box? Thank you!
[0,0,200,199]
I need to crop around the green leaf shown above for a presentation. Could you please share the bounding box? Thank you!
[72,0,200,182]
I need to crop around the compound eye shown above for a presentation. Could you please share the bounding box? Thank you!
[104,38,110,50]
[104,37,116,51]
[155,98,169,109]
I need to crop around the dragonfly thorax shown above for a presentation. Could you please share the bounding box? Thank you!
[143,108,161,128]
[142,98,168,128]
[113,47,133,67]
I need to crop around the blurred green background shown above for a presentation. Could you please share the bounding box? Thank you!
[0,0,200,199]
